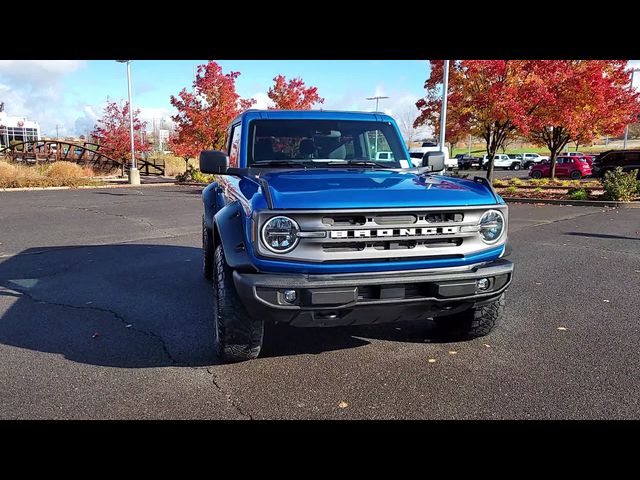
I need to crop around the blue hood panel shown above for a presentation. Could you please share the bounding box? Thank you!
[262,170,497,209]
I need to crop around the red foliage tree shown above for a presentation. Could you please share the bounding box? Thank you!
[267,75,324,110]
[170,61,255,158]
[91,101,150,162]
[527,60,640,178]
[416,60,548,179]
[414,61,470,155]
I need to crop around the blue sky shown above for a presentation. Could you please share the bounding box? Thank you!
[0,60,433,137]
[2,59,639,139]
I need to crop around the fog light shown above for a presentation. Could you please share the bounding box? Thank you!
[476,278,490,291]
[282,289,297,303]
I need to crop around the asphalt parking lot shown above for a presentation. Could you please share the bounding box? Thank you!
[0,185,638,419]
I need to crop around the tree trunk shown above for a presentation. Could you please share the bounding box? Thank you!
[549,151,558,179]
[486,152,496,181]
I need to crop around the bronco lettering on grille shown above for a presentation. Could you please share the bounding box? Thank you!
[330,227,459,239]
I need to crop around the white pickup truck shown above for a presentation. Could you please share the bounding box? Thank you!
[516,152,549,168]
[409,146,457,170]
[482,153,523,170]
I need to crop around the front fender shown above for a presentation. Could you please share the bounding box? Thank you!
[213,201,256,272]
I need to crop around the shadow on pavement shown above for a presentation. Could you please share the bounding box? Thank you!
[0,244,450,368]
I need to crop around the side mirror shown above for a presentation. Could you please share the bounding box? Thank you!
[422,151,445,172]
[199,150,229,174]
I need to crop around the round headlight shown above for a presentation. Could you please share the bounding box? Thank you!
[261,216,300,253]
[479,210,505,244]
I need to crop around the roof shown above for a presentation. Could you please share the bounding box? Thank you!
[231,109,396,125]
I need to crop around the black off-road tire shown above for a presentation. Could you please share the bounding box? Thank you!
[213,244,264,362]
[511,163,521,171]
[435,293,505,340]
[202,216,213,281]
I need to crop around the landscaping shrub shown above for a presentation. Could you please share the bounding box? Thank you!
[601,167,640,201]
[0,160,95,188]
[46,161,84,178]
[533,187,543,193]
[510,178,524,186]
[568,188,589,200]
[0,161,41,187]
[175,164,216,183]
[506,186,518,194]
[156,153,197,177]
[493,179,508,187]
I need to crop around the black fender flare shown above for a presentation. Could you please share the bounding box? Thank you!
[202,182,225,231]
[213,202,256,272]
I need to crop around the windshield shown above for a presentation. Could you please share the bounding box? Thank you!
[247,119,408,168]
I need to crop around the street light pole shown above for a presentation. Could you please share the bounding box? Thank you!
[366,95,390,156]
[623,68,639,150]
[116,60,140,185]
[439,60,450,154]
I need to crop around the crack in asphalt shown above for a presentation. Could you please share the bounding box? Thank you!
[1,283,250,418]
[511,208,610,232]
[205,366,253,420]
[47,204,169,234]
[0,285,179,366]
[524,241,640,257]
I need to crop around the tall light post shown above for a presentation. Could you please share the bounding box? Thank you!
[366,95,390,156]
[623,68,640,150]
[116,60,140,185]
[439,60,450,155]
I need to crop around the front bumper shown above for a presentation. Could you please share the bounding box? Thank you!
[233,258,513,327]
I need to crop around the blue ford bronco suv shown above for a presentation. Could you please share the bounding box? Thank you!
[200,110,513,362]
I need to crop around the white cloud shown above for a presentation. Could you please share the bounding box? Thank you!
[0,61,87,136]
[137,106,171,122]
[252,92,272,109]
[0,60,85,86]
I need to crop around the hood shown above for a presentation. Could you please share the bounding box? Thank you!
[260,169,497,209]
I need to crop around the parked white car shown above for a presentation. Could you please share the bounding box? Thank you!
[408,146,457,170]
[482,154,523,170]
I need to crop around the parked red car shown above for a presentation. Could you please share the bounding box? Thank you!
[529,156,592,179]
[564,152,594,166]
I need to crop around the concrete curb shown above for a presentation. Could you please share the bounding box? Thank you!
[0,181,179,192]
[504,197,640,208]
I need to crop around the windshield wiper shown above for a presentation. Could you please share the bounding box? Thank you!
[326,160,395,169]
[252,160,309,168]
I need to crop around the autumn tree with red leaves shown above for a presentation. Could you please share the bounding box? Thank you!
[170,61,255,159]
[527,60,640,178]
[91,101,150,164]
[416,60,549,180]
[267,75,324,110]
[414,61,470,156]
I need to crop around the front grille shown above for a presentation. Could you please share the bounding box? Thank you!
[255,206,507,263]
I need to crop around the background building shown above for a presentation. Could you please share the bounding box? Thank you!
[0,104,41,148]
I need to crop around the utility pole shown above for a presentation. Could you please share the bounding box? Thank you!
[116,60,140,185]
[623,68,639,150]
[366,95,390,156]
[56,124,59,140]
